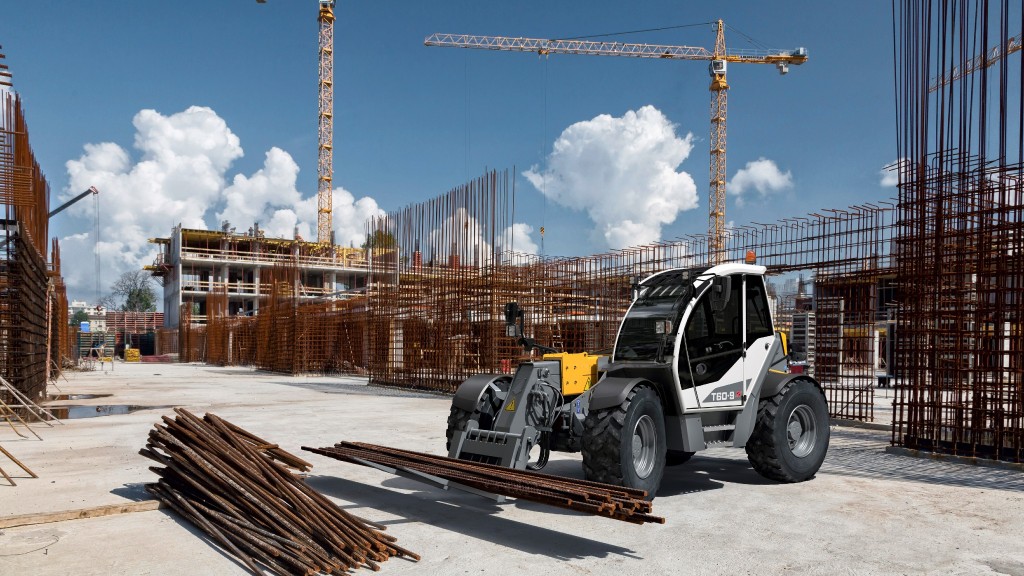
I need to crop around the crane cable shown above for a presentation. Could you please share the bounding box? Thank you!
[94,191,100,304]
[560,22,713,41]
[540,55,547,259]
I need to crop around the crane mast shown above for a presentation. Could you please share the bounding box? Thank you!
[258,0,336,244]
[708,21,728,264]
[426,20,806,264]
[317,0,335,244]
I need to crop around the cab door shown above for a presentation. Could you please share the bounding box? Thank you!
[742,274,777,398]
[678,274,745,409]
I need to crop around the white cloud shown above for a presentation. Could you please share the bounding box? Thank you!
[62,106,242,300]
[215,146,384,244]
[728,158,793,207]
[218,147,302,234]
[425,207,492,267]
[880,157,909,187]
[418,209,537,267]
[524,105,698,250]
[59,106,382,302]
[499,223,539,256]
[331,189,385,248]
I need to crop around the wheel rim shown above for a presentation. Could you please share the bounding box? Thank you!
[787,404,817,458]
[631,414,657,479]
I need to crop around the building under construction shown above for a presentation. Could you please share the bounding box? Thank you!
[147,224,371,327]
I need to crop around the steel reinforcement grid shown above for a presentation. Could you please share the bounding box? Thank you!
[359,169,897,419]
[892,1,1024,462]
[183,167,901,423]
[0,86,61,403]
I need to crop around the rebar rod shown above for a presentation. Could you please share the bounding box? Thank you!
[303,442,664,525]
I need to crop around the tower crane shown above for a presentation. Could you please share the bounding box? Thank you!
[929,32,1022,92]
[258,0,336,245]
[425,21,807,264]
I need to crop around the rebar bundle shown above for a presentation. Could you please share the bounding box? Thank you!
[141,409,419,575]
[304,441,665,525]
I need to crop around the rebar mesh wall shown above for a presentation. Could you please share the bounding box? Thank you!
[364,170,516,390]
[255,263,299,373]
[179,304,206,363]
[893,1,1024,462]
[155,328,179,356]
[0,88,62,401]
[50,238,70,370]
[361,169,896,416]
[205,284,230,365]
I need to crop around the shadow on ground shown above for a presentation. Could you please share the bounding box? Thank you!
[823,427,1024,492]
[306,474,642,562]
[273,380,439,399]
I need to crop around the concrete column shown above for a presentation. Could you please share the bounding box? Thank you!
[253,267,260,315]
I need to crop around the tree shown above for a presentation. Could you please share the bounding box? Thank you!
[105,270,158,312]
[362,229,396,250]
[70,309,89,326]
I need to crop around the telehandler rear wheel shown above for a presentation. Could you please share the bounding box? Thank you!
[445,379,509,452]
[745,378,830,482]
[582,386,666,499]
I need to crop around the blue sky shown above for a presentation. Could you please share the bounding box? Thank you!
[1,1,898,303]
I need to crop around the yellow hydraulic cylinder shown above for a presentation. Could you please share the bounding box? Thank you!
[542,352,606,396]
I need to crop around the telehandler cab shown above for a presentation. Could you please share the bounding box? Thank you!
[445,262,830,498]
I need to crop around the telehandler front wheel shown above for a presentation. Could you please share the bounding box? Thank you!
[582,386,666,500]
[745,378,830,482]
[445,378,509,452]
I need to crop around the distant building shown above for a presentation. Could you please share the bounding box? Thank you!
[147,224,371,327]
[69,301,108,333]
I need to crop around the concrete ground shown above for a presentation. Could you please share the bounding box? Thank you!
[1,362,1022,576]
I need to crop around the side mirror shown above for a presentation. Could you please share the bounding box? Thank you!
[504,302,523,338]
[709,276,732,312]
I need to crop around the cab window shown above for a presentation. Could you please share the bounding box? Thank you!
[744,275,774,345]
[679,275,744,387]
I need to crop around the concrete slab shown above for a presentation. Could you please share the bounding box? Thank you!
[1,362,1022,575]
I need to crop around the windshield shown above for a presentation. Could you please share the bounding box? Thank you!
[613,271,695,362]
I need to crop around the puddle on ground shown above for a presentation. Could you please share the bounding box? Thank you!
[47,405,171,420]
[47,393,112,401]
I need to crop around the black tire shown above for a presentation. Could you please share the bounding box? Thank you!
[666,450,695,466]
[745,378,830,482]
[445,379,507,452]
[581,386,666,499]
